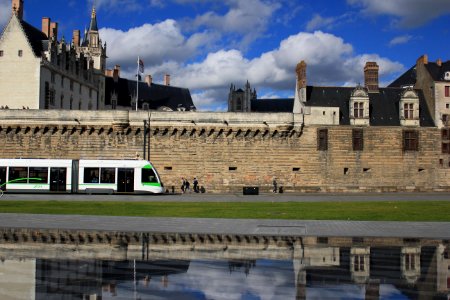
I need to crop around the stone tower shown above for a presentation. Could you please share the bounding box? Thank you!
[228,81,257,112]
[364,62,379,93]
[77,6,107,109]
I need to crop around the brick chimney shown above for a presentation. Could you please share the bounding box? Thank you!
[145,75,153,86]
[296,60,307,89]
[42,17,51,37]
[416,54,428,65]
[164,74,171,86]
[364,62,379,93]
[436,58,442,67]
[50,22,58,40]
[72,30,80,47]
[113,65,120,82]
[12,0,24,20]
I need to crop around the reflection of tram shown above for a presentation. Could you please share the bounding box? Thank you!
[0,159,164,194]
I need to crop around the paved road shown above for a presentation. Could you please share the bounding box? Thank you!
[1,192,450,202]
[0,213,449,239]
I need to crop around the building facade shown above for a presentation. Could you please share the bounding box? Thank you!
[0,1,102,110]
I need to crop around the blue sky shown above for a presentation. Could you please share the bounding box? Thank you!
[1,0,450,111]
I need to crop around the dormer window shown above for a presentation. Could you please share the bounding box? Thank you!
[445,72,450,81]
[404,103,414,119]
[349,86,370,126]
[400,88,420,127]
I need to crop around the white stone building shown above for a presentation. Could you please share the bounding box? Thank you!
[0,0,106,110]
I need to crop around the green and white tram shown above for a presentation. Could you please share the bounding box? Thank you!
[0,159,164,194]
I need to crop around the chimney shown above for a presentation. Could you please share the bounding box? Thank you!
[436,58,442,67]
[50,22,58,40]
[12,0,24,20]
[416,54,428,65]
[42,17,51,37]
[164,74,171,86]
[72,30,80,47]
[113,65,120,82]
[364,62,379,93]
[145,75,153,86]
[105,69,113,77]
[296,60,307,89]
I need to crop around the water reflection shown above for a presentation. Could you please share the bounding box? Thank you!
[0,239,448,299]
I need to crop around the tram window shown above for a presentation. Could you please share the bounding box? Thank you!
[29,167,48,183]
[9,167,28,183]
[101,168,115,184]
[84,168,100,183]
[142,168,158,183]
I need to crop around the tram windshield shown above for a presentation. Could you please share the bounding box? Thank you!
[142,168,158,184]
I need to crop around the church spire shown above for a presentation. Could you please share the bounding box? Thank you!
[89,6,98,31]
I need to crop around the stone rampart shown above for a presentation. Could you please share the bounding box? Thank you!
[0,110,447,193]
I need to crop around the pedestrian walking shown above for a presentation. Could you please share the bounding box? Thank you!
[273,178,278,193]
[181,177,186,193]
[185,179,190,193]
[193,177,199,193]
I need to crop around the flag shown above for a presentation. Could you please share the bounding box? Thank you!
[138,58,144,73]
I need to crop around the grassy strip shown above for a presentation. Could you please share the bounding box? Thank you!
[0,201,449,221]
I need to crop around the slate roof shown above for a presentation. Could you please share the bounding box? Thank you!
[250,86,435,127]
[389,61,450,87]
[19,19,48,57]
[388,66,416,88]
[105,77,196,111]
[425,61,450,81]
[251,99,293,112]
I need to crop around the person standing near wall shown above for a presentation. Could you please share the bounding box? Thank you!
[273,178,278,193]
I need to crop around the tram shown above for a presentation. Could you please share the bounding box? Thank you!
[0,159,164,194]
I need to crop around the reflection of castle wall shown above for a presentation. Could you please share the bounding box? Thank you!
[0,259,36,300]
[350,247,370,284]
[35,259,102,299]
[401,246,421,284]
[436,244,449,293]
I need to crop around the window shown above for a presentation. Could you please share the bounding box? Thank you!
[51,72,55,84]
[100,168,115,184]
[44,82,50,109]
[405,253,416,271]
[0,50,3,57]
[84,168,99,183]
[229,167,237,171]
[317,129,328,151]
[445,86,450,97]
[60,95,64,108]
[404,103,414,119]
[70,97,73,110]
[352,129,364,151]
[354,255,365,272]
[8,167,28,183]
[18,50,23,57]
[142,168,158,184]
[442,129,450,154]
[236,98,242,111]
[111,99,117,110]
[403,130,419,151]
[29,167,48,184]
[353,102,364,118]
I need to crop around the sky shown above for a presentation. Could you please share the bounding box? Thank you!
[1,0,450,111]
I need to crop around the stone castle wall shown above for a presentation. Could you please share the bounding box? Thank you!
[0,110,448,193]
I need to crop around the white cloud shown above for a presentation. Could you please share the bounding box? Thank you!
[186,0,281,49]
[166,31,403,110]
[348,0,450,27]
[306,14,336,31]
[100,20,216,69]
[389,35,412,46]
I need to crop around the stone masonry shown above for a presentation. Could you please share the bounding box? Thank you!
[0,110,448,193]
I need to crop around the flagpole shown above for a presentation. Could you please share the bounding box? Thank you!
[136,56,139,111]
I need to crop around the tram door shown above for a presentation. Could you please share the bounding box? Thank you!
[0,167,6,191]
[50,168,67,192]
[118,168,134,193]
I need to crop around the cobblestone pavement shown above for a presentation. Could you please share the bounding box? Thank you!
[0,213,449,239]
